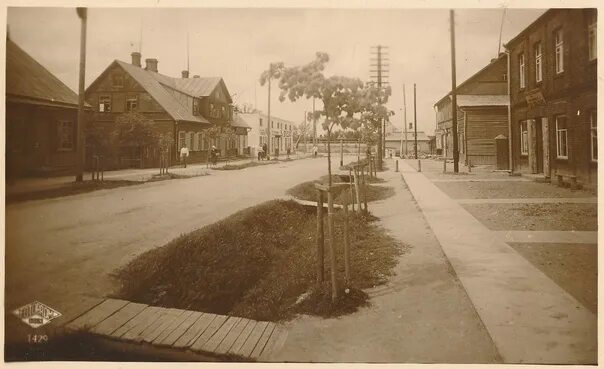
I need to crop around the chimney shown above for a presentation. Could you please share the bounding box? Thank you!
[181,70,189,78]
[145,58,158,72]
[193,75,200,78]
[131,52,141,67]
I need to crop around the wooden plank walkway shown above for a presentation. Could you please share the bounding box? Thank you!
[61,298,287,361]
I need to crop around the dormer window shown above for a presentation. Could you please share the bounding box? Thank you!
[193,98,200,116]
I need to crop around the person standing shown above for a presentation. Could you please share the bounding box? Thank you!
[180,145,189,168]
[313,145,318,158]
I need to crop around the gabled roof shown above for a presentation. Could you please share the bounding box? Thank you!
[173,77,227,100]
[6,38,88,108]
[455,95,509,107]
[114,60,210,124]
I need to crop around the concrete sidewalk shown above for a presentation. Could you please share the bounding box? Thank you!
[399,159,597,364]
[271,161,501,363]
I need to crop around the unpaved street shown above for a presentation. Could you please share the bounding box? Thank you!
[5,158,331,312]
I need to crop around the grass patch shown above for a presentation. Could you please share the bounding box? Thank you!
[147,172,206,181]
[5,180,141,204]
[287,175,394,205]
[212,160,278,171]
[114,200,404,322]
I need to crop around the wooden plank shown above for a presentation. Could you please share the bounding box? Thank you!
[189,314,228,352]
[119,306,164,341]
[215,318,251,355]
[237,321,269,358]
[258,326,288,362]
[172,313,217,349]
[250,322,276,360]
[111,306,157,338]
[139,308,185,343]
[228,320,257,355]
[152,310,194,344]
[53,296,105,328]
[91,302,148,336]
[158,311,203,347]
[202,316,241,353]
[66,299,129,331]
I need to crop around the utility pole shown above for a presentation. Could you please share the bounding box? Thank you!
[370,45,389,170]
[312,97,317,147]
[450,9,460,172]
[304,110,308,152]
[414,83,418,160]
[75,7,87,182]
[403,84,408,157]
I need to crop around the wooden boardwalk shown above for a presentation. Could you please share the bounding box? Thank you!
[60,298,287,361]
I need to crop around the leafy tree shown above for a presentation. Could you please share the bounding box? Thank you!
[111,112,162,168]
[273,52,367,186]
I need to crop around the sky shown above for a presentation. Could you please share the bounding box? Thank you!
[7,6,546,135]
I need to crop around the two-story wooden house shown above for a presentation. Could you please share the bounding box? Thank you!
[434,53,509,166]
[505,9,597,187]
[85,52,248,168]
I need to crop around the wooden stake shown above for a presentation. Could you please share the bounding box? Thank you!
[327,189,338,302]
[343,197,351,284]
[362,166,368,213]
[316,190,324,284]
[353,168,362,214]
[349,168,355,212]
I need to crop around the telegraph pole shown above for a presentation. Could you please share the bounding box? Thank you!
[75,7,87,182]
[450,9,460,173]
[266,65,272,158]
[370,45,389,170]
[414,84,418,159]
[403,84,408,157]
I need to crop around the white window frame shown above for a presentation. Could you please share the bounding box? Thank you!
[187,132,194,150]
[126,95,138,112]
[556,115,568,159]
[178,131,186,150]
[519,53,526,89]
[193,132,200,151]
[591,111,597,161]
[588,14,597,61]
[520,120,529,156]
[99,95,111,112]
[535,42,543,83]
[555,29,564,74]
[57,121,74,151]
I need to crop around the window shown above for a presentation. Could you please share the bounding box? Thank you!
[534,42,543,83]
[99,95,111,112]
[555,29,564,74]
[57,121,74,151]
[126,95,138,112]
[193,132,199,151]
[519,53,526,89]
[588,14,597,61]
[221,106,226,119]
[259,118,263,127]
[193,99,200,116]
[178,131,186,150]
[187,132,194,150]
[520,120,528,155]
[503,73,507,81]
[556,116,568,159]
[199,132,206,150]
[112,74,124,88]
[591,111,597,161]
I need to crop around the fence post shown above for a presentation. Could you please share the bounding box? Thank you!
[353,168,362,214]
[418,159,421,172]
[443,159,447,173]
[326,188,338,302]
[349,168,355,212]
[396,159,399,172]
[316,189,325,284]
[362,166,368,213]
[343,196,350,284]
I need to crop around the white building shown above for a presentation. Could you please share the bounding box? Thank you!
[238,112,295,157]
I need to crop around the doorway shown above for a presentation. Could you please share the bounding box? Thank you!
[535,118,544,173]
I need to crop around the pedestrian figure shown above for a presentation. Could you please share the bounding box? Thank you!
[257,145,264,161]
[210,145,219,166]
[313,145,318,158]
[180,146,189,168]
[262,143,269,161]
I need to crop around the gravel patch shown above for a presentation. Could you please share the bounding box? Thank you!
[436,181,595,199]
[463,203,598,231]
[509,242,597,314]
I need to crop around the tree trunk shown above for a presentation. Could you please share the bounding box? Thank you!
[327,127,332,187]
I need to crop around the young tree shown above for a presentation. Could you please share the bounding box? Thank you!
[221,126,237,164]
[112,112,160,168]
[205,125,222,166]
[359,84,394,169]
[259,62,285,162]
[273,52,367,186]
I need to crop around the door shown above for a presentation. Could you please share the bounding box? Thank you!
[535,118,544,173]
[542,118,551,177]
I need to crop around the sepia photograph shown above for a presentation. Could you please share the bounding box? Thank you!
[2,1,599,365]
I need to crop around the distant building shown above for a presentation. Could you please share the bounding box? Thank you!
[505,9,597,187]
[238,112,294,157]
[434,53,509,165]
[6,38,91,178]
[85,52,248,168]
[386,131,432,157]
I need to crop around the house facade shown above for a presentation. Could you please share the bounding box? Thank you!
[434,53,509,165]
[506,9,597,187]
[6,39,90,178]
[85,52,248,168]
[386,131,432,156]
[238,112,294,157]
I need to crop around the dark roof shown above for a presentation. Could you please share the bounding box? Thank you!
[434,53,507,107]
[115,60,210,124]
[6,39,87,108]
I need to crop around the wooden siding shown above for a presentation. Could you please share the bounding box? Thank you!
[465,108,508,161]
